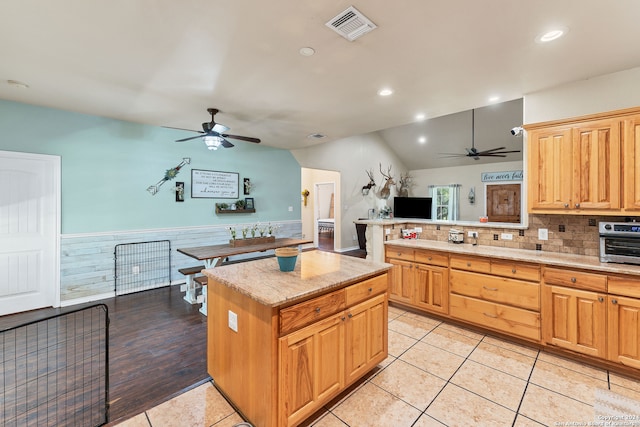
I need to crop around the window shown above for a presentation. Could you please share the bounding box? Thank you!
[430,184,460,221]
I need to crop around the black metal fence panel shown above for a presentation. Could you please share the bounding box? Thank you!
[114,240,171,296]
[0,304,109,427]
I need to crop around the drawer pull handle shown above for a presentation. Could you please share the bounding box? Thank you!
[575,203,580,208]
[483,312,498,318]
[315,307,321,313]
[512,268,516,274]
[571,277,577,283]
[612,299,618,305]
[598,297,604,303]
[341,316,346,321]
[368,287,373,292]
[428,256,432,260]
[348,313,353,318]
[397,252,402,256]
[564,203,569,208]
[467,262,471,267]
[483,286,498,291]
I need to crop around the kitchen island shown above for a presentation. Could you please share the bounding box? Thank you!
[202,250,391,427]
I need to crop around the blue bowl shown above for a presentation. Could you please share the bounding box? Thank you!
[277,255,297,272]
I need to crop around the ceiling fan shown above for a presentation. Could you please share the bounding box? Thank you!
[439,109,520,160]
[174,108,261,150]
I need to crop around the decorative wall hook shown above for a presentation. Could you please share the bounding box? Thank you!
[147,158,191,195]
[301,189,310,206]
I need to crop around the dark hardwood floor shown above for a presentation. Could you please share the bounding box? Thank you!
[0,245,367,425]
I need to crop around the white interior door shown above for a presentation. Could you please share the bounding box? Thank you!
[0,151,60,315]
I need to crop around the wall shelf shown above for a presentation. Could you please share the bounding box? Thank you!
[215,208,256,214]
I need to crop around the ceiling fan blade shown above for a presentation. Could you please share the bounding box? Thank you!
[163,126,203,133]
[222,134,261,143]
[478,146,507,153]
[221,138,234,148]
[175,135,206,142]
[482,150,521,155]
[213,123,230,133]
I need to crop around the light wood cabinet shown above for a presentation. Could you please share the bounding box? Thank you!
[541,284,607,358]
[527,118,621,213]
[449,254,541,341]
[623,114,640,210]
[607,295,640,369]
[278,288,387,427]
[386,246,448,314]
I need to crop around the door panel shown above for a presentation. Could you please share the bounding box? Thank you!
[0,151,59,315]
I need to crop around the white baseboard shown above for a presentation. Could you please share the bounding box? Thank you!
[336,245,361,253]
[60,292,115,307]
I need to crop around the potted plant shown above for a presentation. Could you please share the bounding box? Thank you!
[236,199,246,209]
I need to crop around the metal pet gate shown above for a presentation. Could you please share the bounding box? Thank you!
[0,304,109,427]
[114,240,171,296]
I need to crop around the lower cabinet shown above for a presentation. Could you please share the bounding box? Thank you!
[608,295,640,369]
[541,284,607,358]
[278,293,387,427]
[386,246,448,314]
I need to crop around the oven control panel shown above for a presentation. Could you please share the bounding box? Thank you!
[600,221,640,235]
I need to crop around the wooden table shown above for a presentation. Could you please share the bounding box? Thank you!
[177,237,312,314]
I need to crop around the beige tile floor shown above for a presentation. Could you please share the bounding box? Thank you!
[113,305,640,427]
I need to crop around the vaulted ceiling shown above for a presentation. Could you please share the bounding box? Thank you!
[1,1,639,167]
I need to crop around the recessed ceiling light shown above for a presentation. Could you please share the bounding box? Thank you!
[418,136,427,144]
[536,27,568,43]
[299,47,315,57]
[7,79,29,89]
[378,88,393,97]
[488,96,500,102]
[415,113,426,121]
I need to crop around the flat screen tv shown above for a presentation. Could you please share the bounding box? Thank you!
[393,197,432,219]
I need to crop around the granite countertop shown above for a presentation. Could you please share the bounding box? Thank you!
[202,250,391,307]
[385,238,640,276]
[354,218,527,229]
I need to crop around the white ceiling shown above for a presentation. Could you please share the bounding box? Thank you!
[1,1,639,162]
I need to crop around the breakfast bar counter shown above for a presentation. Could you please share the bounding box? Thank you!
[203,250,391,427]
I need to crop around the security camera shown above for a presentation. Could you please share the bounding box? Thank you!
[510,126,524,136]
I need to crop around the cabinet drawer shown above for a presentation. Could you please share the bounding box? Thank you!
[543,267,606,292]
[450,255,491,274]
[449,294,540,341]
[345,274,388,306]
[608,275,640,298]
[450,270,540,311]
[280,290,346,335]
[414,250,448,267]
[491,261,540,282]
[385,246,415,261]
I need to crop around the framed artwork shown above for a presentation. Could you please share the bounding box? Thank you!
[191,169,239,198]
[245,198,254,210]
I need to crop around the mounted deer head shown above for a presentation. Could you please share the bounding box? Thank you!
[396,172,411,197]
[378,163,395,200]
[361,169,376,195]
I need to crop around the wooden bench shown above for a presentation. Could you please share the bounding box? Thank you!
[194,276,208,315]
[179,266,205,304]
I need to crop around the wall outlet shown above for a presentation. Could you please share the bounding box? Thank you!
[501,233,513,240]
[538,228,549,240]
[288,206,293,212]
[467,231,478,238]
[228,310,238,332]
[132,265,140,274]
[385,228,391,235]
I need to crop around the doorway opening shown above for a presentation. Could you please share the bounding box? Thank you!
[301,168,340,252]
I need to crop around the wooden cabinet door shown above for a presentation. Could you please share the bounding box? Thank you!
[541,285,606,358]
[414,264,449,314]
[345,293,387,384]
[608,295,640,369]
[279,314,345,427]
[571,118,621,210]
[388,259,413,304]
[528,126,573,211]
[623,114,640,210]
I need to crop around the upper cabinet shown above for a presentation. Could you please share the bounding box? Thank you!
[526,107,640,215]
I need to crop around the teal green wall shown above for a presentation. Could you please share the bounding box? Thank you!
[0,100,301,234]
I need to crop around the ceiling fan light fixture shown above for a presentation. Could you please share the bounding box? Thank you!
[203,135,224,150]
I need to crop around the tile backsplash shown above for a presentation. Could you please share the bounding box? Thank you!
[384,214,640,258]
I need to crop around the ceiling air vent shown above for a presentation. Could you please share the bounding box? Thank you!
[325,6,377,42]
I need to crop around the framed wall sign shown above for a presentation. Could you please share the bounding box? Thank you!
[191,169,239,199]
[245,198,254,209]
